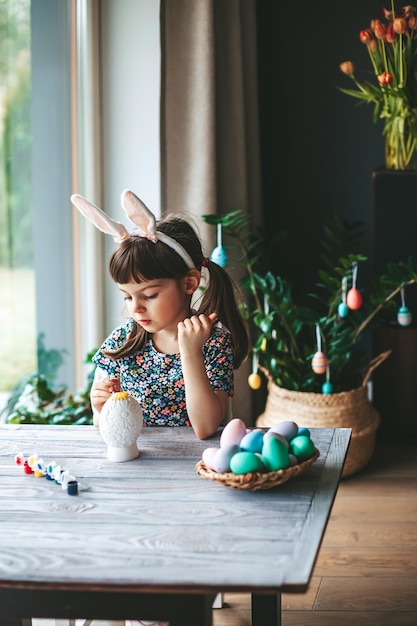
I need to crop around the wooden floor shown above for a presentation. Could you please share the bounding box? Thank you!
[213,440,417,626]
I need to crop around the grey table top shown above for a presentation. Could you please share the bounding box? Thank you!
[0,424,350,597]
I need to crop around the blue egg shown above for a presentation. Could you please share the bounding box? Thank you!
[297,427,311,438]
[338,302,349,318]
[210,246,228,267]
[322,381,333,394]
[240,430,264,454]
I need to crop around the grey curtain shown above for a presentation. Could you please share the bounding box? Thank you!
[160,0,262,424]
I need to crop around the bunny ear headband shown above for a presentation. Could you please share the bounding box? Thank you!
[70,189,195,269]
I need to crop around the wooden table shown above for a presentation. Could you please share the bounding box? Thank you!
[0,424,351,626]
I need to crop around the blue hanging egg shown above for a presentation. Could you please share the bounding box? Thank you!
[210,246,228,267]
[338,301,349,318]
[397,305,412,327]
[322,381,333,395]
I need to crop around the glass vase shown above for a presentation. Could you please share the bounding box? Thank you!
[385,115,417,170]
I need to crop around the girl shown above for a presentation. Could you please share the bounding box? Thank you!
[72,189,249,441]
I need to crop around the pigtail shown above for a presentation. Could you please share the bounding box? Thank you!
[198,260,249,369]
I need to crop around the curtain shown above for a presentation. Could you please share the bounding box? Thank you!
[160,0,262,424]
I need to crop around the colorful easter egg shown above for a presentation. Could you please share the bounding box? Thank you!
[311,351,328,374]
[263,430,289,448]
[240,430,264,454]
[397,305,412,326]
[220,418,247,447]
[322,381,334,394]
[210,246,228,267]
[262,436,290,471]
[202,447,219,470]
[212,444,240,473]
[268,420,299,442]
[248,372,262,390]
[289,435,315,461]
[338,301,349,318]
[346,288,362,310]
[230,451,263,474]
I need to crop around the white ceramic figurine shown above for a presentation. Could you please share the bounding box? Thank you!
[99,391,143,462]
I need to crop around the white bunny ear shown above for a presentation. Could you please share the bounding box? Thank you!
[121,189,158,242]
[71,194,130,242]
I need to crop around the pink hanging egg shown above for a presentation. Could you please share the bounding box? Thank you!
[346,288,362,310]
[311,351,328,374]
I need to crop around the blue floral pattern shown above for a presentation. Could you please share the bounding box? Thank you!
[93,318,234,427]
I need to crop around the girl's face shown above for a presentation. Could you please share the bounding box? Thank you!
[117,273,199,334]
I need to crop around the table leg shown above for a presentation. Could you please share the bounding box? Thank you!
[251,593,281,626]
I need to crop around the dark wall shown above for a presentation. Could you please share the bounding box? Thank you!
[256,0,385,292]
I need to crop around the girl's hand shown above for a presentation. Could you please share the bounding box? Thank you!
[177,312,217,357]
[90,377,120,413]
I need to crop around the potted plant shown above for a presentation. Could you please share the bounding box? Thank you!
[0,336,95,426]
[338,0,417,170]
[202,211,417,477]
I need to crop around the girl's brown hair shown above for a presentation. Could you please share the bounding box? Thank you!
[104,215,249,368]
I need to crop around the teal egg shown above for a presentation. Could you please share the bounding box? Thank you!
[240,430,264,454]
[397,306,412,327]
[322,381,333,394]
[229,451,263,474]
[261,436,290,471]
[297,427,310,438]
[289,435,315,461]
[210,246,228,267]
[338,302,349,318]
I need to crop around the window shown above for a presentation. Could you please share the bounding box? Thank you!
[0,0,35,399]
[0,0,161,413]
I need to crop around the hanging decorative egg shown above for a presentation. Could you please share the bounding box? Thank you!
[346,287,362,310]
[260,319,271,333]
[248,350,262,389]
[338,276,349,318]
[311,351,328,374]
[270,357,278,374]
[346,262,362,310]
[210,246,228,267]
[248,372,262,390]
[397,286,412,327]
[209,223,228,267]
[322,381,333,394]
[338,301,349,318]
[397,305,412,327]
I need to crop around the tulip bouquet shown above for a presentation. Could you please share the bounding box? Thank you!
[339,1,417,170]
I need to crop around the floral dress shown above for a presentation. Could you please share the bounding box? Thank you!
[92,318,235,426]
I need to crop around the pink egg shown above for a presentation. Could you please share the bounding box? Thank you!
[202,447,218,470]
[311,351,328,374]
[346,288,362,310]
[220,418,247,447]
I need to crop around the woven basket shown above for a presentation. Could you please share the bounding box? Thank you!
[256,351,391,478]
[195,447,320,491]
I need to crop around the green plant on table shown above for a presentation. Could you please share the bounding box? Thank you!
[202,211,417,393]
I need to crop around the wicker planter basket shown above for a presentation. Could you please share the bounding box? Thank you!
[256,351,391,478]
